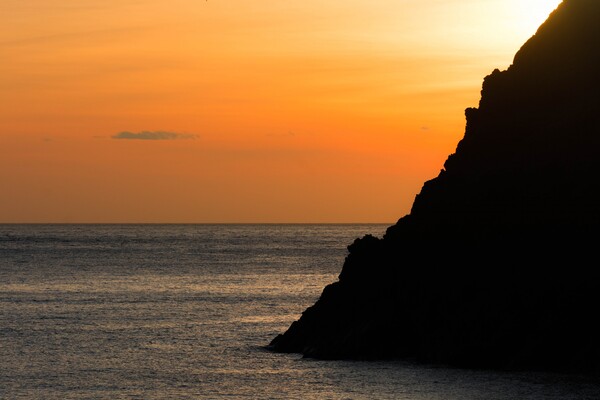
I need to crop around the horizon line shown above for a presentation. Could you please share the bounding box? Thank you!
[0,221,394,225]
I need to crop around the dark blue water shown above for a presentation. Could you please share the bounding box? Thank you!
[1,224,599,399]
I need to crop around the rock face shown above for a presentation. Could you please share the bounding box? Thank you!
[269,0,600,373]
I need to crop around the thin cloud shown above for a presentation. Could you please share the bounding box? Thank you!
[112,131,198,140]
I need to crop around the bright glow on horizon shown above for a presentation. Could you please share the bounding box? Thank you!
[0,0,564,223]
[516,0,563,36]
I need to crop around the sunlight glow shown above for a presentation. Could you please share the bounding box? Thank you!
[516,0,563,36]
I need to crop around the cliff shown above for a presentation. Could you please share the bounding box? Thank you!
[268,0,600,374]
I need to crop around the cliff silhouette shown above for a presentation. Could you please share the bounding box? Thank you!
[269,0,600,374]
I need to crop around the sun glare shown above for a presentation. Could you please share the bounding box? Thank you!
[516,0,563,36]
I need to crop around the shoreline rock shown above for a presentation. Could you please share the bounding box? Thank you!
[269,0,600,374]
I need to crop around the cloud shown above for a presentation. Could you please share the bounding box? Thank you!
[111,131,198,140]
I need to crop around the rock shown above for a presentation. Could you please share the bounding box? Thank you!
[269,0,600,374]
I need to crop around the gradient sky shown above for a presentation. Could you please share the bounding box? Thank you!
[1,0,562,223]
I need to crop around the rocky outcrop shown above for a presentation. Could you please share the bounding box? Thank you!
[269,0,600,373]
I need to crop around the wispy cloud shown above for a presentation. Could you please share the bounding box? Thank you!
[111,131,198,140]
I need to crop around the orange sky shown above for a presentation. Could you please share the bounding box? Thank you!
[0,0,561,223]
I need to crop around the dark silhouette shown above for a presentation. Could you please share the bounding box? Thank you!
[268,0,600,374]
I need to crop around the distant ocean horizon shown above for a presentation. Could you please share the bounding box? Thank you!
[2,223,599,399]
[0,222,396,226]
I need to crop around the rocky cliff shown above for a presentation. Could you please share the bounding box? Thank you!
[269,0,600,373]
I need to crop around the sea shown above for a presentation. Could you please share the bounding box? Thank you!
[2,224,600,400]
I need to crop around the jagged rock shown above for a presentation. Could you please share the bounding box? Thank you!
[269,0,600,373]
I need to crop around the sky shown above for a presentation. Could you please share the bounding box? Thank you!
[0,0,562,223]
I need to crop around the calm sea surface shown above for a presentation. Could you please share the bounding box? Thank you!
[1,224,599,399]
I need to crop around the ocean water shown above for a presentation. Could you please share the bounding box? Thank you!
[1,224,600,400]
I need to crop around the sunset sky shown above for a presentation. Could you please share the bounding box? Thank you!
[1,0,562,223]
